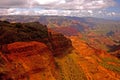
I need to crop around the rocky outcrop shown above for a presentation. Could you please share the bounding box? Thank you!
[0,41,60,80]
[1,21,119,80]
[69,36,120,80]
[0,21,73,80]
[47,30,72,56]
[0,21,73,56]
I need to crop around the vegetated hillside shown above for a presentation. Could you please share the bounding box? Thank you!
[0,21,74,80]
[81,22,120,55]
[69,36,120,80]
[0,18,120,80]
[0,21,72,55]
[0,16,90,35]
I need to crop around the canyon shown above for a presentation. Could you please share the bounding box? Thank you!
[0,16,120,80]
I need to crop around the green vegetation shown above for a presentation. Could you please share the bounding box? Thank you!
[90,23,120,35]
[0,21,49,45]
[55,52,87,80]
[0,20,72,55]
[100,62,120,73]
[99,57,120,73]
[81,22,120,51]
[101,57,120,64]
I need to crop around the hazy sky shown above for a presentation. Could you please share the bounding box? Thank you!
[0,0,120,18]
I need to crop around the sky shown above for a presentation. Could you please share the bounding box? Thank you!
[0,0,120,18]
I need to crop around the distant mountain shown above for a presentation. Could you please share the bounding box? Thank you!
[0,15,120,24]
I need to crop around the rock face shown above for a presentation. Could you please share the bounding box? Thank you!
[48,30,72,56]
[0,41,59,80]
[0,21,72,56]
[0,21,120,80]
[0,21,73,80]
[70,36,120,80]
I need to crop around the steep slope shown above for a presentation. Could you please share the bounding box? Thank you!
[0,20,120,80]
[69,36,120,80]
[0,21,72,56]
[0,21,87,80]
[0,41,59,80]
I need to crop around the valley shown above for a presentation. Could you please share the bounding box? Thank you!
[0,16,120,80]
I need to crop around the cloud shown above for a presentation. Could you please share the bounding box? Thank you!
[0,0,116,9]
[27,0,116,10]
[0,0,119,18]
[0,0,28,8]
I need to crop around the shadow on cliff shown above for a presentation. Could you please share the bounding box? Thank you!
[0,21,73,56]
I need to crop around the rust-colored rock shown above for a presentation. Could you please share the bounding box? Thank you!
[0,41,59,80]
[47,30,73,56]
[69,36,120,80]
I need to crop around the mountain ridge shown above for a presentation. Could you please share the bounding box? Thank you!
[0,19,120,80]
